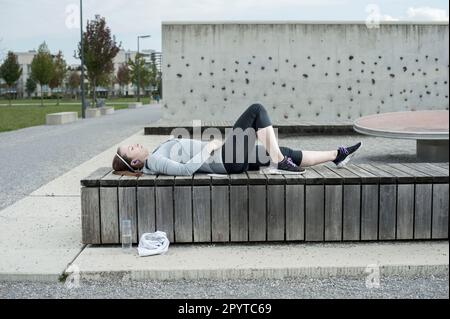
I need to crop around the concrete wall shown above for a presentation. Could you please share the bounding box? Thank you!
[161,22,449,123]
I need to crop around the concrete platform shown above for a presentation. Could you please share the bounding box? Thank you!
[129,102,143,109]
[70,241,449,281]
[46,112,78,125]
[85,108,101,118]
[99,106,114,115]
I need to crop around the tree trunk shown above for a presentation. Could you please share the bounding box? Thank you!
[92,79,97,108]
[41,85,44,107]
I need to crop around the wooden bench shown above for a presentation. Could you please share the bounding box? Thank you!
[80,162,449,244]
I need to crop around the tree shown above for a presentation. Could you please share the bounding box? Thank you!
[25,77,37,98]
[0,51,22,105]
[31,42,54,106]
[67,71,80,99]
[129,54,151,96]
[77,15,120,106]
[49,51,67,105]
[116,63,130,96]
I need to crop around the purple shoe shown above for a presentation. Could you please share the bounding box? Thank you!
[333,142,362,167]
[277,156,306,173]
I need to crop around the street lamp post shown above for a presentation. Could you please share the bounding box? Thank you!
[136,35,151,102]
[79,0,86,118]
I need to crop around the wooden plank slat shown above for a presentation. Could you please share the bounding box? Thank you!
[174,175,193,186]
[100,171,122,186]
[193,173,211,186]
[396,184,414,239]
[156,174,176,186]
[100,187,119,244]
[361,184,379,240]
[324,185,342,241]
[81,167,112,187]
[230,172,249,185]
[193,186,211,242]
[118,186,138,244]
[343,184,361,241]
[325,165,361,184]
[81,187,101,244]
[414,184,432,239]
[119,174,139,186]
[312,165,342,184]
[425,163,449,175]
[373,164,415,184]
[249,185,267,241]
[267,184,285,241]
[305,185,324,241]
[344,164,379,184]
[137,173,157,186]
[403,163,448,183]
[230,185,248,241]
[303,168,324,185]
[174,186,192,242]
[137,187,156,240]
[246,170,267,185]
[155,187,174,242]
[286,184,305,241]
[211,185,230,242]
[379,184,396,240]
[355,164,396,184]
[432,183,449,239]
[388,163,434,183]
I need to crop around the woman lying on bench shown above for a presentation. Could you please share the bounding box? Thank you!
[112,103,361,176]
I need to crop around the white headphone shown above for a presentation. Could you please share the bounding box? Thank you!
[116,153,139,173]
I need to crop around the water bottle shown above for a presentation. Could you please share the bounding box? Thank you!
[121,219,132,252]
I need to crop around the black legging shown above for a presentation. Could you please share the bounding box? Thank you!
[221,103,303,173]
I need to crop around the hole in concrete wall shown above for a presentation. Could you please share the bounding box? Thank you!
[248,61,252,65]
[418,68,422,72]
[390,74,395,78]
[274,69,278,72]
[358,90,361,94]
[434,81,438,85]
[261,66,265,70]
[303,74,309,78]
[337,60,341,64]
[210,72,214,76]
[435,68,439,72]
[164,104,168,108]
[235,69,238,73]
[181,56,185,59]
[349,55,354,60]
[423,72,427,76]
[316,112,320,116]
[361,61,366,65]
[285,59,289,63]
[336,72,340,76]
[290,104,294,109]
[252,55,256,59]
[243,92,247,96]
[371,71,375,74]
[400,57,403,60]
[190,89,194,93]
[231,79,235,83]
[350,98,354,102]
[374,62,378,65]
[221,86,226,90]
[293,64,297,68]
[222,68,226,71]
[308,100,312,105]
[298,113,301,117]
[186,64,190,67]
[211,60,215,63]
[272,81,276,85]
[204,98,207,102]
[235,61,239,64]
[177,73,182,78]
[307,56,311,59]
[246,79,250,84]
[282,83,286,87]
[167,64,171,67]
[419,94,423,98]
[337,113,341,117]
[390,93,393,97]
[445,81,448,85]
[201,56,204,60]
[198,72,202,76]
[263,92,266,96]
[245,71,248,74]
[325,72,329,76]
[356,79,360,83]
[387,66,391,70]
[224,98,228,101]
[182,100,186,105]
[361,70,364,73]
[378,56,382,59]
[292,87,295,91]
[348,68,352,72]
[425,85,428,88]
[426,91,431,95]
[284,114,289,119]
[381,100,384,104]
[435,58,439,62]
[232,90,235,94]
[403,66,407,72]
[347,87,352,91]
[212,85,215,88]
[312,64,316,67]
[268,56,272,60]
[412,72,415,76]
[415,59,419,62]
[371,79,376,85]
[272,105,276,109]
[369,93,373,97]
[327,57,330,60]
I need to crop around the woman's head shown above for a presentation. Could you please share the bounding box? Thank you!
[112,143,149,172]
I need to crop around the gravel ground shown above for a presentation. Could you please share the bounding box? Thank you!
[0,105,162,211]
[0,275,448,299]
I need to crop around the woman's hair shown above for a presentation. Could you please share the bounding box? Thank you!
[112,147,143,177]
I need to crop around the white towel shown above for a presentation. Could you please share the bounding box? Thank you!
[138,231,170,257]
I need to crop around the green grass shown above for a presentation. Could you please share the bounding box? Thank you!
[0,96,153,106]
[0,104,130,132]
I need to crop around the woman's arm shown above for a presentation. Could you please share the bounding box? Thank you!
[147,141,217,176]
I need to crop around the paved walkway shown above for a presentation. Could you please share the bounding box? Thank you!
[0,104,161,211]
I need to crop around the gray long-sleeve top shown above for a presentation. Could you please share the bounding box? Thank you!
[142,138,227,176]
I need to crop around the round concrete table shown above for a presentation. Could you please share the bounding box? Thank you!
[354,110,449,162]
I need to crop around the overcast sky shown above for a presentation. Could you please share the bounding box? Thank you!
[0,0,448,64]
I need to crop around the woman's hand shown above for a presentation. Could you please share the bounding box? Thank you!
[207,139,223,153]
